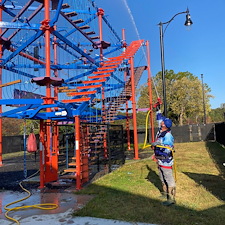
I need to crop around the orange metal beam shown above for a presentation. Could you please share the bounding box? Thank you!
[58,86,68,90]
[88,74,110,79]
[82,78,106,84]
[0,79,21,88]
[107,56,124,60]
[77,84,102,89]
[59,88,77,93]
[93,69,114,74]
[102,62,121,66]
[62,97,90,103]
[97,66,117,70]
[104,60,122,64]
[67,90,97,96]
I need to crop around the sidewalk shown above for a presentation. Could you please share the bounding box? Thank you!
[0,208,157,225]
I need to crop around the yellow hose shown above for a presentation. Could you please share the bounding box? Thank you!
[4,170,58,225]
[143,110,151,149]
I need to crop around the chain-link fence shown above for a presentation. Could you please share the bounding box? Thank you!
[2,123,221,155]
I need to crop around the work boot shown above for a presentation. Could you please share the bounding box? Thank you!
[159,184,167,199]
[162,187,176,206]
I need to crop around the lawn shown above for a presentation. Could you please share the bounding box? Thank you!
[74,141,225,225]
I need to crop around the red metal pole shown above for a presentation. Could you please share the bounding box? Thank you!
[0,3,2,166]
[125,69,131,151]
[102,87,107,158]
[53,27,59,159]
[122,29,131,150]
[44,0,51,86]
[39,120,45,188]
[75,116,81,190]
[44,0,52,183]
[130,57,139,159]
[42,0,58,183]
[97,8,107,158]
[146,41,155,142]
[97,8,104,63]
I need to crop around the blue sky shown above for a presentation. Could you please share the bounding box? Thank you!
[95,0,225,109]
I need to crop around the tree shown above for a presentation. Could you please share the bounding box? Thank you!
[2,118,23,136]
[209,108,225,123]
[138,70,213,125]
[1,118,39,136]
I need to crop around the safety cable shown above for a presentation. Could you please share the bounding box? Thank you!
[4,170,58,225]
[151,76,160,99]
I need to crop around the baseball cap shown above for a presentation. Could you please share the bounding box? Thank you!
[163,118,172,128]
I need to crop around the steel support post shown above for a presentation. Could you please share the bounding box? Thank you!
[75,115,82,190]
[39,120,45,188]
[43,0,58,183]
[0,3,2,166]
[122,29,131,150]
[97,8,104,63]
[130,57,139,159]
[146,41,155,142]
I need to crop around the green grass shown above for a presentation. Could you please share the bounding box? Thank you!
[2,151,24,159]
[73,141,225,225]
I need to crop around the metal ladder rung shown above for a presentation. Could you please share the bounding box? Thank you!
[64,11,77,17]
[62,3,70,9]
[85,31,95,35]
[72,19,84,24]
[90,36,100,40]
[79,25,90,30]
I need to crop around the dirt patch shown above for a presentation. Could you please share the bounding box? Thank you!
[0,153,39,191]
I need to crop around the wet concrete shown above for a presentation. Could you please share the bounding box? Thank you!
[0,188,93,221]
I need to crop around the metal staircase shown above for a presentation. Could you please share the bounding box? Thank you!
[59,40,145,183]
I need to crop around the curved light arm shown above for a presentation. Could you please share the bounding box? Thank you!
[160,10,189,26]
[158,8,192,35]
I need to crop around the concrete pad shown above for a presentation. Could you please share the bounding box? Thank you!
[0,208,157,225]
[0,189,157,225]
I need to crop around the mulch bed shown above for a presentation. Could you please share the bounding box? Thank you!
[0,153,39,191]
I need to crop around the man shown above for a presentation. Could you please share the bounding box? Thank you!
[152,117,176,206]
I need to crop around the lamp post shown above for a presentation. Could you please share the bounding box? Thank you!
[201,74,207,124]
[158,8,193,117]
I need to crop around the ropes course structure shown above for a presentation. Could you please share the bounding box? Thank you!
[0,0,154,189]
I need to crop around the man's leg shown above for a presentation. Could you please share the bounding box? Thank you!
[158,167,168,199]
[159,167,176,206]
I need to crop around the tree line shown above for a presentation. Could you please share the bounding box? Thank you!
[137,70,224,126]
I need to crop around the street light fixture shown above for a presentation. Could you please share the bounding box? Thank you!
[158,8,193,117]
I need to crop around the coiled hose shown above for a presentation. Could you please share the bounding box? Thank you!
[4,170,58,225]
